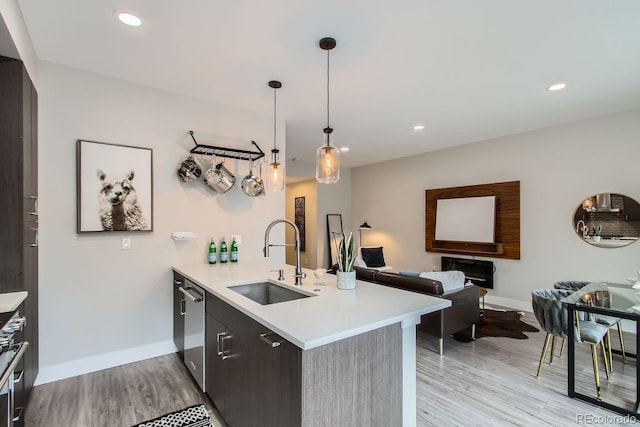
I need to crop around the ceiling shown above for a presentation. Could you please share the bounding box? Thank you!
[15,0,640,168]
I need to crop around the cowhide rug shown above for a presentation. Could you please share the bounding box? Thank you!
[454,309,539,342]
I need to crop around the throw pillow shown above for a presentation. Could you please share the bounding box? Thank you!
[360,247,386,268]
[399,271,420,277]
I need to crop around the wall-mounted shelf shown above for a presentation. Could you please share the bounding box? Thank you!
[188,130,265,162]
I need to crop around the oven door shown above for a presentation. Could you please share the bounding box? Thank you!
[0,342,28,427]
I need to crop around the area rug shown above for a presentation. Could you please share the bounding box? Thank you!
[453,309,539,342]
[134,404,213,427]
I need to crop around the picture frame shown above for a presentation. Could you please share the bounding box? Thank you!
[77,139,153,233]
[294,196,306,251]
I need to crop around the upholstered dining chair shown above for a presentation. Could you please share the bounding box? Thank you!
[531,289,610,399]
[554,281,626,368]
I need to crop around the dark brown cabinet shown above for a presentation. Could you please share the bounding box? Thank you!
[0,56,39,422]
[172,272,185,357]
[205,292,301,427]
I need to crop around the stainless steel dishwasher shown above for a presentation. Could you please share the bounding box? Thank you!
[179,280,206,392]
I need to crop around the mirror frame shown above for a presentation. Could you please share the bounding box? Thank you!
[573,193,640,248]
[326,214,343,268]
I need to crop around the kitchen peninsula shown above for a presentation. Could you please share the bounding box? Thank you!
[173,260,450,427]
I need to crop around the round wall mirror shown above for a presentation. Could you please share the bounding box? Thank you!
[573,193,640,248]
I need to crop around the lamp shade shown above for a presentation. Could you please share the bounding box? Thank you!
[316,132,340,184]
[359,221,372,230]
[266,152,284,192]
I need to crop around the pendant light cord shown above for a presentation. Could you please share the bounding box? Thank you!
[326,47,330,131]
[273,86,277,151]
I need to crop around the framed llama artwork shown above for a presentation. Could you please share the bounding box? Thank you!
[77,139,153,233]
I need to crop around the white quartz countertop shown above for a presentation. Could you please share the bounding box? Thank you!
[173,260,451,350]
[0,291,28,313]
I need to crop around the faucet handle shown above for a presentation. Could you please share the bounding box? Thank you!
[270,269,285,281]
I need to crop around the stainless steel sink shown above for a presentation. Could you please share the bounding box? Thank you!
[228,282,313,305]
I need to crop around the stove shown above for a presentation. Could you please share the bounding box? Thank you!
[0,311,27,427]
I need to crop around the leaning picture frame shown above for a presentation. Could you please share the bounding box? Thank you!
[77,139,153,233]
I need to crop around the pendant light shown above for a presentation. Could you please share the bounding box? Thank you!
[316,37,340,184]
[266,80,284,192]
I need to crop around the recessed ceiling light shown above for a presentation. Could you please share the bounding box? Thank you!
[546,82,567,92]
[340,146,350,152]
[114,10,142,27]
[413,124,425,131]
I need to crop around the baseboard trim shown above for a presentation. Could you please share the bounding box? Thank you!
[484,295,531,312]
[34,340,177,386]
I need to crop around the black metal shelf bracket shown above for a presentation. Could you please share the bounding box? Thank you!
[188,130,265,162]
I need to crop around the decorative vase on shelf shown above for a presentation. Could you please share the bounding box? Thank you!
[336,232,357,290]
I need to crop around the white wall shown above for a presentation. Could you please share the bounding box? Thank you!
[318,169,352,268]
[352,108,640,306]
[0,0,37,80]
[36,61,285,383]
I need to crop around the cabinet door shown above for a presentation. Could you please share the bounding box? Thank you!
[205,313,230,418]
[172,272,185,356]
[248,320,302,427]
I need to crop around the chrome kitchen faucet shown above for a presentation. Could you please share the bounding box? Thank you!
[264,219,306,286]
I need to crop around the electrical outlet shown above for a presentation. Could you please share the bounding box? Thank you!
[231,234,242,245]
[121,237,131,250]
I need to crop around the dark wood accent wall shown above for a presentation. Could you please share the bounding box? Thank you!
[426,181,520,260]
[0,56,39,419]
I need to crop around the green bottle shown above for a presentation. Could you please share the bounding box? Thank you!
[230,237,238,262]
[220,238,228,263]
[208,237,217,264]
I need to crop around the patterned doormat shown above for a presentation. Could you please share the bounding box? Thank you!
[133,404,213,427]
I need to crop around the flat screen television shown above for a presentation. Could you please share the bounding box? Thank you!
[435,196,496,243]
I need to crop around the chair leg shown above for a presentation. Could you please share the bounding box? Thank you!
[606,329,613,373]
[617,321,626,363]
[591,344,602,400]
[439,338,443,355]
[550,336,557,364]
[600,340,611,380]
[560,339,566,357]
[537,334,552,377]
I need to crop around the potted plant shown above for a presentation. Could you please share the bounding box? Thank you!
[336,232,357,289]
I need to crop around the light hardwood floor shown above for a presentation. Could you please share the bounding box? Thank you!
[25,308,638,426]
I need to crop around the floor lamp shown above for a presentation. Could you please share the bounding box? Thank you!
[358,220,372,247]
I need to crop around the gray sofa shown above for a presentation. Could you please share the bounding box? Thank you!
[353,266,481,354]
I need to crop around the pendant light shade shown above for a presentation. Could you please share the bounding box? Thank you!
[316,37,340,184]
[266,80,284,192]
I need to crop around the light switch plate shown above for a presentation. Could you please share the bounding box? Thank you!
[121,237,131,250]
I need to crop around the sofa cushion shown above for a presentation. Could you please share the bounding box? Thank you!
[360,247,386,268]
[419,271,465,292]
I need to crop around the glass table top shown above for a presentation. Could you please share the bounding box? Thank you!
[562,281,640,315]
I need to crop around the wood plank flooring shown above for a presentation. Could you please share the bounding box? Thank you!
[25,307,639,426]
[24,352,225,427]
[417,306,638,426]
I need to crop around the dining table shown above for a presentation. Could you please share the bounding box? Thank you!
[563,281,640,417]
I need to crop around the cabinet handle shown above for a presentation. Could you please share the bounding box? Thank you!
[13,406,23,423]
[216,332,226,356]
[13,370,23,384]
[180,299,186,316]
[259,333,283,348]
[174,279,183,286]
[220,334,232,360]
[29,227,38,247]
[28,196,38,216]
